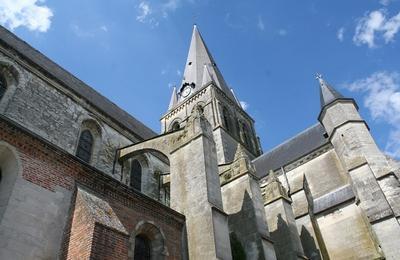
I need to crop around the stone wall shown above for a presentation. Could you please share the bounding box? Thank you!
[0,50,168,200]
[261,147,387,259]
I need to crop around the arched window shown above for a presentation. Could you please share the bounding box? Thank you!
[76,130,93,163]
[134,234,151,260]
[242,123,252,148]
[0,74,7,100]
[222,107,231,132]
[130,160,142,191]
[129,222,167,260]
[171,121,180,131]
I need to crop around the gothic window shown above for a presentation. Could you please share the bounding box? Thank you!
[171,121,180,131]
[134,234,151,260]
[0,74,6,100]
[242,123,252,148]
[76,130,93,163]
[222,107,231,132]
[130,160,142,191]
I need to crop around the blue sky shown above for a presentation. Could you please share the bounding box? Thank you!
[1,0,400,157]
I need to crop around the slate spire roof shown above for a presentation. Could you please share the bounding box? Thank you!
[177,25,238,104]
[317,73,344,108]
[168,87,178,110]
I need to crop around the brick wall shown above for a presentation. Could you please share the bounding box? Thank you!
[90,224,129,260]
[0,117,185,259]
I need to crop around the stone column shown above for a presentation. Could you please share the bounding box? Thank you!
[221,145,276,260]
[169,106,232,260]
[262,170,307,260]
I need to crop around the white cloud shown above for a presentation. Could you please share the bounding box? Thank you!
[337,27,345,42]
[380,0,392,6]
[353,9,400,48]
[257,16,265,31]
[0,0,53,32]
[136,0,188,27]
[240,101,249,110]
[343,71,400,157]
[383,12,400,42]
[136,1,152,23]
[177,69,181,76]
[162,0,180,17]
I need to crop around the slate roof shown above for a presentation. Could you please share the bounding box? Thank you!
[0,26,156,140]
[252,123,329,178]
[318,76,344,108]
[177,25,238,105]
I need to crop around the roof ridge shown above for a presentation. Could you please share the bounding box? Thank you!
[254,123,323,161]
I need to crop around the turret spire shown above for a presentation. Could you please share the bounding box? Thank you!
[178,25,236,102]
[168,87,178,110]
[316,73,344,108]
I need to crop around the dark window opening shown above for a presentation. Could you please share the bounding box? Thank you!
[130,160,142,191]
[188,62,192,65]
[76,130,93,163]
[0,74,7,100]
[242,123,252,149]
[134,234,151,260]
[171,122,180,131]
[222,107,231,132]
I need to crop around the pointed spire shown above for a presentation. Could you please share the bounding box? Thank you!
[179,25,236,102]
[168,87,178,110]
[316,73,344,108]
[201,64,214,87]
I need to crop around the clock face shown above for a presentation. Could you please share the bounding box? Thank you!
[181,85,192,97]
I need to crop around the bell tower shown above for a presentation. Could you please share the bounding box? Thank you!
[161,25,262,164]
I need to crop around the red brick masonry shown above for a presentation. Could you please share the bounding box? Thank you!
[0,116,185,259]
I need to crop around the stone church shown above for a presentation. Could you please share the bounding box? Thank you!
[0,23,399,259]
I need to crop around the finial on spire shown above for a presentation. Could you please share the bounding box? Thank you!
[316,73,325,86]
[316,73,345,108]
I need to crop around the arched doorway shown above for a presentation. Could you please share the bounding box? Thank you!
[129,221,168,260]
[134,234,151,260]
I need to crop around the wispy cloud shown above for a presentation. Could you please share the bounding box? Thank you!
[100,25,108,32]
[343,71,400,158]
[71,24,109,38]
[0,0,53,32]
[136,0,188,27]
[353,9,400,48]
[240,101,249,110]
[278,29,287,36]
[337,27,345,42]
[224,13,245,30]
[257,16,265,31]
[136,2,152,22]
[380,0,393,6]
